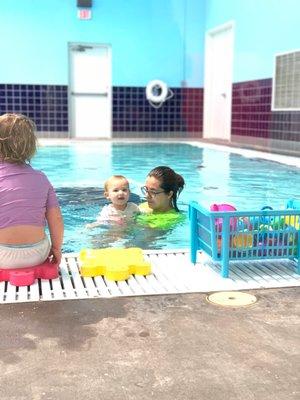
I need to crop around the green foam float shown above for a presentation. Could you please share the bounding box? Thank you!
[137,203,185,229]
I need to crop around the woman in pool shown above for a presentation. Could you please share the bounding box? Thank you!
[138,166,185,229]
[142,166,185,212]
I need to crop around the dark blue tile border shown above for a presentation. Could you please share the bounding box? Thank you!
[1,80,299,144]
[0,84,68,133]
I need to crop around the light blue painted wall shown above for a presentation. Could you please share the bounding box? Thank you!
[205,0,300,82]
[3,0,297,87]
[0,0,205,87]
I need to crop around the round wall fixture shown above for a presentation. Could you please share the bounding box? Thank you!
[146,79,168,103]
[206,291,257,307]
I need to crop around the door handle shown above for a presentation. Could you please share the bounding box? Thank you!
[71,92,108,96]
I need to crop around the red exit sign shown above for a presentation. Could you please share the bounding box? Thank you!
[78,9,92,20]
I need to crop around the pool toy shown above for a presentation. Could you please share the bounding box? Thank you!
[286,199,300,210]
[0,259,59,287]
[237,216,252,230]
[254,219,298,255]
[285,199,300,230]
[250,206,274,228]
[79,247,151,281]
[210,204,238,251]
[271,216,285,230]
[210,206,253,249]
[210,203,237,213]
[210,203,237,232]
[284,215,300,230]
[190,201,300,278]
[136,209,185,229]
[232,232,253,248]
[231,218,253,249]
[260,206,274,224]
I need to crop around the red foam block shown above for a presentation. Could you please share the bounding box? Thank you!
[0,259,59,287]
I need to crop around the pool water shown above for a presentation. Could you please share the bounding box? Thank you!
[32,142,300,252]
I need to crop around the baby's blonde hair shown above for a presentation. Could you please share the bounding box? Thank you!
[104,175,129,191]
[0,113,37,163]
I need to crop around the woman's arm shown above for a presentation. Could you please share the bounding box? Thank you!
[46,206,64,264]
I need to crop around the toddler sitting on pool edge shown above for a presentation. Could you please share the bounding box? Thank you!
[86,175,140,228]
[0,113,64,268]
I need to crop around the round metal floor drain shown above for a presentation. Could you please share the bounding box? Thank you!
[206,291,257,307]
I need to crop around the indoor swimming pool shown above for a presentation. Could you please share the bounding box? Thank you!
[32,142,300,252]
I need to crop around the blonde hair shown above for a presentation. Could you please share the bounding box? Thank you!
[0,113,37,163]
[104,175,129,191]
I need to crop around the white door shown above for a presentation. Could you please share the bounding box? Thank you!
[69,43,112,138]
[203,22,234,141]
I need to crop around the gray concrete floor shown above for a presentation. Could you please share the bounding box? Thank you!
[0,287,299,400]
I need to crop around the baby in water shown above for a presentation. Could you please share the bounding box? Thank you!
[86,175,139,228]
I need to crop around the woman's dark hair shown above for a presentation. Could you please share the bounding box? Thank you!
[148,166,185,212]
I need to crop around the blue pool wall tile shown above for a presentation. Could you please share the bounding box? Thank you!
[0,83,203,138]
[112,86,203,137]
[0,84,69,135]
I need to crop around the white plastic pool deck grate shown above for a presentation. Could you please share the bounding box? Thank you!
[1,250,299,304]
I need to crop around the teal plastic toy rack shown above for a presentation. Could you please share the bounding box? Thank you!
[189,200,300,278]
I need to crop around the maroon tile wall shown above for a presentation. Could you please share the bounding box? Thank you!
[231,78,300,142]
[181,87,203,137]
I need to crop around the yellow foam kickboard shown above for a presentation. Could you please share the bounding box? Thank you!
[79,247,152,281]
[284,215,300,230]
